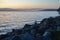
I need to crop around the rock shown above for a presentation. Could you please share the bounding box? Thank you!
[20,32,34,40]
[11,35,21,40]
[0,16,60,40]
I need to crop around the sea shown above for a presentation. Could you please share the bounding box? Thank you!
[0,11,59,35]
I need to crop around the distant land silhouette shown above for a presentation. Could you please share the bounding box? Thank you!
[0,8,21,11]
[0,8,57,11]
[41,9,57,11]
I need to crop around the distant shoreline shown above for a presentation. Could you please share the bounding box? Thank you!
[0,8,57,11]
[0,10,57,12]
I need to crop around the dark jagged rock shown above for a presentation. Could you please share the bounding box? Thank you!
[57,7,60,16]
[0,16,60,40]
[11,35,21,40]
[57,7,60,11]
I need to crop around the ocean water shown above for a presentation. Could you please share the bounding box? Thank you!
[0,11,59,35]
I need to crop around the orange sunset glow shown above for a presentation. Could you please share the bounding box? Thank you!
[0,0,59,9]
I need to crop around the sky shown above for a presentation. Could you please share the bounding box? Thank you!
[0,0,59,9]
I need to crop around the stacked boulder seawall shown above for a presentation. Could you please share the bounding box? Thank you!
[0,16,60,40]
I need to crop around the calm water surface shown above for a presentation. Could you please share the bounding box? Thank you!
[0,11,59,35]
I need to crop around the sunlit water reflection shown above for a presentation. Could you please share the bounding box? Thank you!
[0,11,59,35]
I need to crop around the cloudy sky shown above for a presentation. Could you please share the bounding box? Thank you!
[0,0,59,9]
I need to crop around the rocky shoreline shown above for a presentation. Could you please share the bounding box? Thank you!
[0,16,60,40]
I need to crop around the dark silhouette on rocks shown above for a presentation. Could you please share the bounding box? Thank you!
[57,7,60,11]
[57,7,60,16]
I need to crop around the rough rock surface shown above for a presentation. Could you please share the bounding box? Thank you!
[0,16,60,40]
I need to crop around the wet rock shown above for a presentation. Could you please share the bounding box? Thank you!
[0,16,60,40]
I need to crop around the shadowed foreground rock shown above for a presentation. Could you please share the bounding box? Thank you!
[0,16,60,40]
